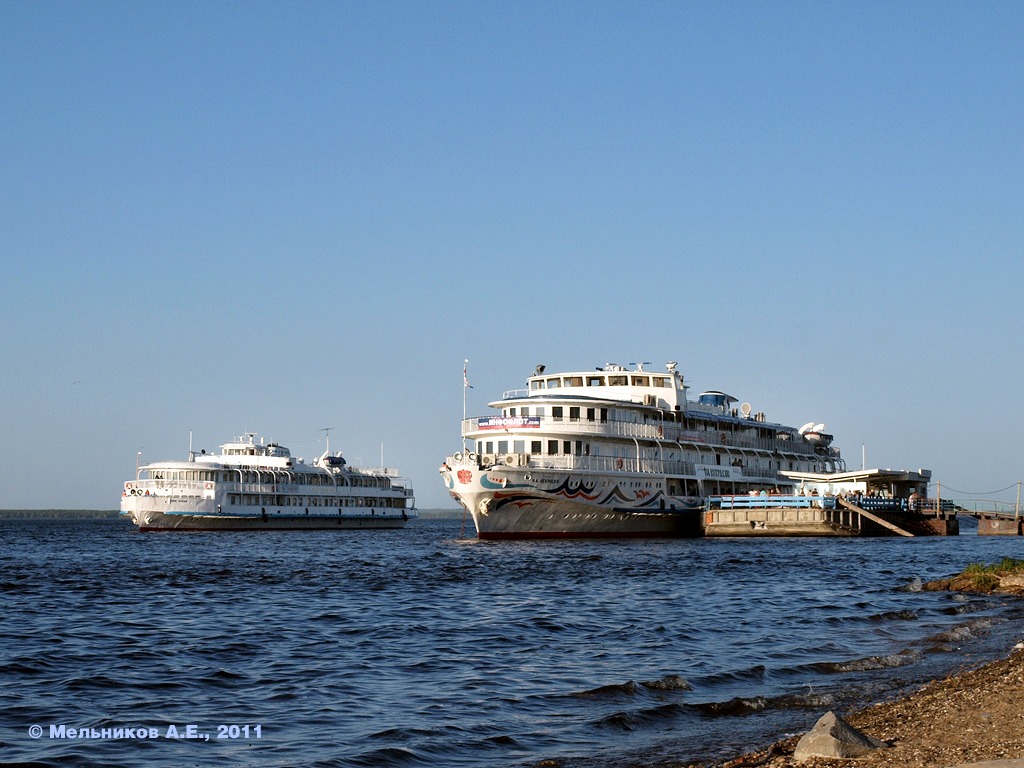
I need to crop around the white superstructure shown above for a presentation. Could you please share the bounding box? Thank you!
[441,362,847,539]
[122,433,416,531]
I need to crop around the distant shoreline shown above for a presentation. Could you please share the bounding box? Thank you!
[0,509,122,519]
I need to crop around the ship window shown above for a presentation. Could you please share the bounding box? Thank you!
[587,376,604,386]
[514,440,525,453]
[552,407,563,420]
[531,380,544,390]
[521,407,529,417]
[569,407,580,421]
[509,408,516,416]
[609,375,627,386]
[652,377,668,387]
[548,440,558,454]
[547,377,560,388]
[498,440,508,453]
[575,441,583,454]
[531,441,542,453]
[600,408,608,423]
[586,408,595,422]
[631,376,650,386]
[535,407,545,418]
[563,441,571,454]
[565,376,583,387]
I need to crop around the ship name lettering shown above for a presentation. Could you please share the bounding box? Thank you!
[701,468,730,478]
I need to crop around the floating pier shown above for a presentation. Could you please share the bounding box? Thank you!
[703,494,959,537]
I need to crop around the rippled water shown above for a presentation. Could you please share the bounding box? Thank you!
[3,517,1024,767]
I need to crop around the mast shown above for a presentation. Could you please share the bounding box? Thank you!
[462,359,471,454]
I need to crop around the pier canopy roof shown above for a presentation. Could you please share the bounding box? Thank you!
[782,467,932,496]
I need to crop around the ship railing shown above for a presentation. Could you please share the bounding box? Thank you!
[492,454,696,475]
[740,466,778,479]
[709,494,838,510]
[131,479,206,496]
[349,466,400,477]
[462,416,819,456]
[135,479,407,496]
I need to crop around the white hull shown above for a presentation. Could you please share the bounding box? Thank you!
[122,504,412,532]
[441,462,701,539]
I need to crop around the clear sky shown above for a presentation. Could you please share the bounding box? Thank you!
[2,1,1022,510]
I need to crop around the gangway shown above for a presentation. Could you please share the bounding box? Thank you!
[836,496,914,537]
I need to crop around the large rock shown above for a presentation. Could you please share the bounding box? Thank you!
[793,711,885,761]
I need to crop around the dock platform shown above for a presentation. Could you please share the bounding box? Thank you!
[703,495,959,537]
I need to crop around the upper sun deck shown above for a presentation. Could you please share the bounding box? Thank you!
[499,363,688,410]
[488,362,793,435]
[207,434,294,467]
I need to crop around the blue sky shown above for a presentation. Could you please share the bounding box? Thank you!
[2,1,1022,510]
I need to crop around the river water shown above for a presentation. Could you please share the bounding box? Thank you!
[2,517,1023,767]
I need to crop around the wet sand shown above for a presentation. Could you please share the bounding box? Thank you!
[705,645,1024,768]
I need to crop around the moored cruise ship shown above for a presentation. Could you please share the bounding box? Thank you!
[441,361,930,539]
[122,433,416,531]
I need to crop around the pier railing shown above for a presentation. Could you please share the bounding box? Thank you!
[708,495,838,510]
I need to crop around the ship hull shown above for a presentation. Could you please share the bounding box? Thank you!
[442,463,701,539]
[123,508,411,532]
[473,501,699,540]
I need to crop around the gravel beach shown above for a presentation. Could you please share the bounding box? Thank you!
[706,643,1024,768]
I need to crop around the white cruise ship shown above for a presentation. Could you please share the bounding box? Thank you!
[122,433,416,531]
[442,361,873,539]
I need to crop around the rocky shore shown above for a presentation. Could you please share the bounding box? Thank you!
[703,567,1024,768]
[704,647,1024,768]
